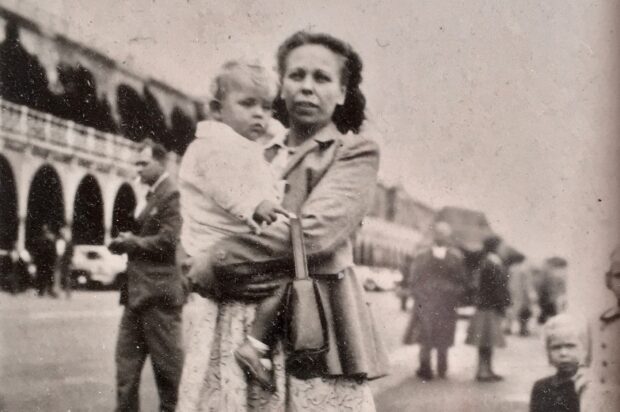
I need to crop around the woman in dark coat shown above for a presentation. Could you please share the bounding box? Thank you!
[403,222,467,379]
[466,235,511,381]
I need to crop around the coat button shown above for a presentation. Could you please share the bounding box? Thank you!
[602,361,608,367]
[601,343,607,349]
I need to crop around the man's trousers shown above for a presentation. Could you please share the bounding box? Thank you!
[115,305,184,412]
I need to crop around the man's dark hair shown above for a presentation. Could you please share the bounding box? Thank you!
[140,138,167,163]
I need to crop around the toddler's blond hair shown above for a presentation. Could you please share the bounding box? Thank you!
[209,60,278,108]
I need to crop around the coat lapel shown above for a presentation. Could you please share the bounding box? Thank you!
[280,124,338,179]
[137,177,169,225]
[281,139,319,179]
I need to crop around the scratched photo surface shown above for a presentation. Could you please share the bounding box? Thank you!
[0,1,618,411]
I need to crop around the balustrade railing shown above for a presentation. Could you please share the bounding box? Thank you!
[0,97,140,171]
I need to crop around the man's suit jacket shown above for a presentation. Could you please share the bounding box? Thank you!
[121,177,185,310]
[209,122,380,275]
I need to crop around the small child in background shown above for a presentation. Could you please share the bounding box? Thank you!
[578,247,620,412]
[178,60,289,392]
[530,314,586,412]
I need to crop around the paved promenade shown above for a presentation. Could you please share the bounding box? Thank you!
[0,291,552,411]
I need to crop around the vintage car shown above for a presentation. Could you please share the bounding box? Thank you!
[71,245,127,289]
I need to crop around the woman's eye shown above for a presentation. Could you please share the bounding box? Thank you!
[314,73,331,83]
[239,100,255,107]
[288,71,303,80]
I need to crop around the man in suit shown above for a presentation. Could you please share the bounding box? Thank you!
[109,139,185,412]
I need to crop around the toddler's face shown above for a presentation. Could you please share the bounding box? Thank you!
[547,333,582,374]
[216,80,273,141]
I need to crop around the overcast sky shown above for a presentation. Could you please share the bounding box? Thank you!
[4,1,619,295]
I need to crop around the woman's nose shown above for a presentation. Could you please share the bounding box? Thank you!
[300,77,314,93]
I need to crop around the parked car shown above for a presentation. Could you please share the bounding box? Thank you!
[71,245,127,289]
[356,265,403,292]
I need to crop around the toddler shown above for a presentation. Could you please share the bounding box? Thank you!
[530,314,586,412]
[179,60,289,391]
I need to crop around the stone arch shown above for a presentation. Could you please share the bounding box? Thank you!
[0,20,56,114]
[117,83,147,142]
[72,174,105,245]
[0,154,18,250]
[110,183,137,238]
[169,106,195,155]
[56,64,118,133]
[25,164,65,251]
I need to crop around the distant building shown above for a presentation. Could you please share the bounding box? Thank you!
[357,182,436,269]
[0,4,202,155]
[0,3,204,254]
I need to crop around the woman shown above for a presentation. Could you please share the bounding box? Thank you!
[178,31,389,411]
[465,235,511,382]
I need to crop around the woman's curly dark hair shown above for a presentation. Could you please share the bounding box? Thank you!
[272,31,366,134]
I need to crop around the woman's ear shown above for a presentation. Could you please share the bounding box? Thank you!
[209,100,223,120]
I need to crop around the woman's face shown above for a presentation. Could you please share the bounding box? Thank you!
[280,44,346,130]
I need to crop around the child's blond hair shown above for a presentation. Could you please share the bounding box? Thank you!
[543,314,588,364]
[209,60,278,110]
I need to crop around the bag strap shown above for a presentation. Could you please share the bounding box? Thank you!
[290,216,310,281]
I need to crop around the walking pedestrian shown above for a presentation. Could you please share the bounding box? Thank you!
[108,139,186,412]
[56,225,74,298]
[536,256,568,324]
[403,221,468,380]
[466,235,511,382]
[505,255,534,336]
[31,224,58,298]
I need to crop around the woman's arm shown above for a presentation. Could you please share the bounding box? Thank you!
[190,135,379,285]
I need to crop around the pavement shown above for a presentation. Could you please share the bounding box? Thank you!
[0,290,553,411]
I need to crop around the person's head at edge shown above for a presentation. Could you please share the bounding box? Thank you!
[272,31,366,142]
[433,221,452,247]
[482,235,502,254]
[135,139,167,186]
[606,246,620,301]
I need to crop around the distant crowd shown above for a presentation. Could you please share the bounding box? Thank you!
[398,221,619,411]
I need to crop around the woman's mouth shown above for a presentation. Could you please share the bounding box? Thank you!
[294,101,319,109]
[293,101,319,114]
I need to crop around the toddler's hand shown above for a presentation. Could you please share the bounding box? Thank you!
[253,200,290,225]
